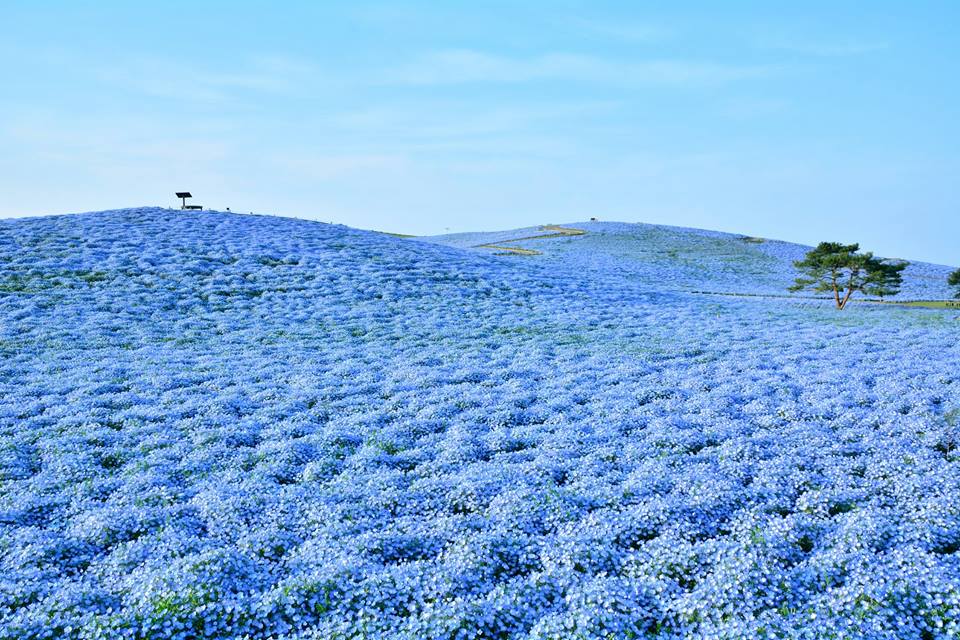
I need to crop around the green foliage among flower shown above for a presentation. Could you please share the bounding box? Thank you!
[949,268,960,299]
[788,242,909,309]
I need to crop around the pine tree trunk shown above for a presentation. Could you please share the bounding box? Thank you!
[839,288,854,310]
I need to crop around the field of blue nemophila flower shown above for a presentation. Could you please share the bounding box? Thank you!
[1,207,959,640]
[429,221,957,301]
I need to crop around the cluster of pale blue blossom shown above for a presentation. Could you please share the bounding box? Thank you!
[431,221,957,300]
[1,208,959,639]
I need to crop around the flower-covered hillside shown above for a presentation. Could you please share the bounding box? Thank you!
[1,207,959,639]
[427,221,957,300]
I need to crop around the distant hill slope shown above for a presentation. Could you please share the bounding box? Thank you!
[426,221,956,300]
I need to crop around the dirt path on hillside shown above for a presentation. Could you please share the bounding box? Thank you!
[474,225,586,255]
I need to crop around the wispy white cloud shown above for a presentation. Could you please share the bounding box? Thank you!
[91,53,319,103]
[268,153,407,181]
[567,18,673,43]
[4,112,229,162]
[385,49,774,87]
[719,97,791,119]
[757,37,888,57]
[331,100,622,141]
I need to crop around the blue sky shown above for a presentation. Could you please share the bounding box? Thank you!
[1,1,958,265]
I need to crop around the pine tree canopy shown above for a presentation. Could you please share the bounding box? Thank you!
[789,242,908,309]
[949,268,960,299]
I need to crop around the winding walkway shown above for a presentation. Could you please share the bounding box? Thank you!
[473,225,586,255]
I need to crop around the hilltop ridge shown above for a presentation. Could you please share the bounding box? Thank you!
[426,219,955,300]
[3,207,954,301]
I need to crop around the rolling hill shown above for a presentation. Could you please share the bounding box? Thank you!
[1,207,959,639]
[426,221,957,301]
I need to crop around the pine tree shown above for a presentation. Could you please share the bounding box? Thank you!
[788,242,908,310]
[949,268,960,299]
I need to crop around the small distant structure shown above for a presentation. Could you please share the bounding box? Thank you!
[175,192,203,210]
[590,217,598,221]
